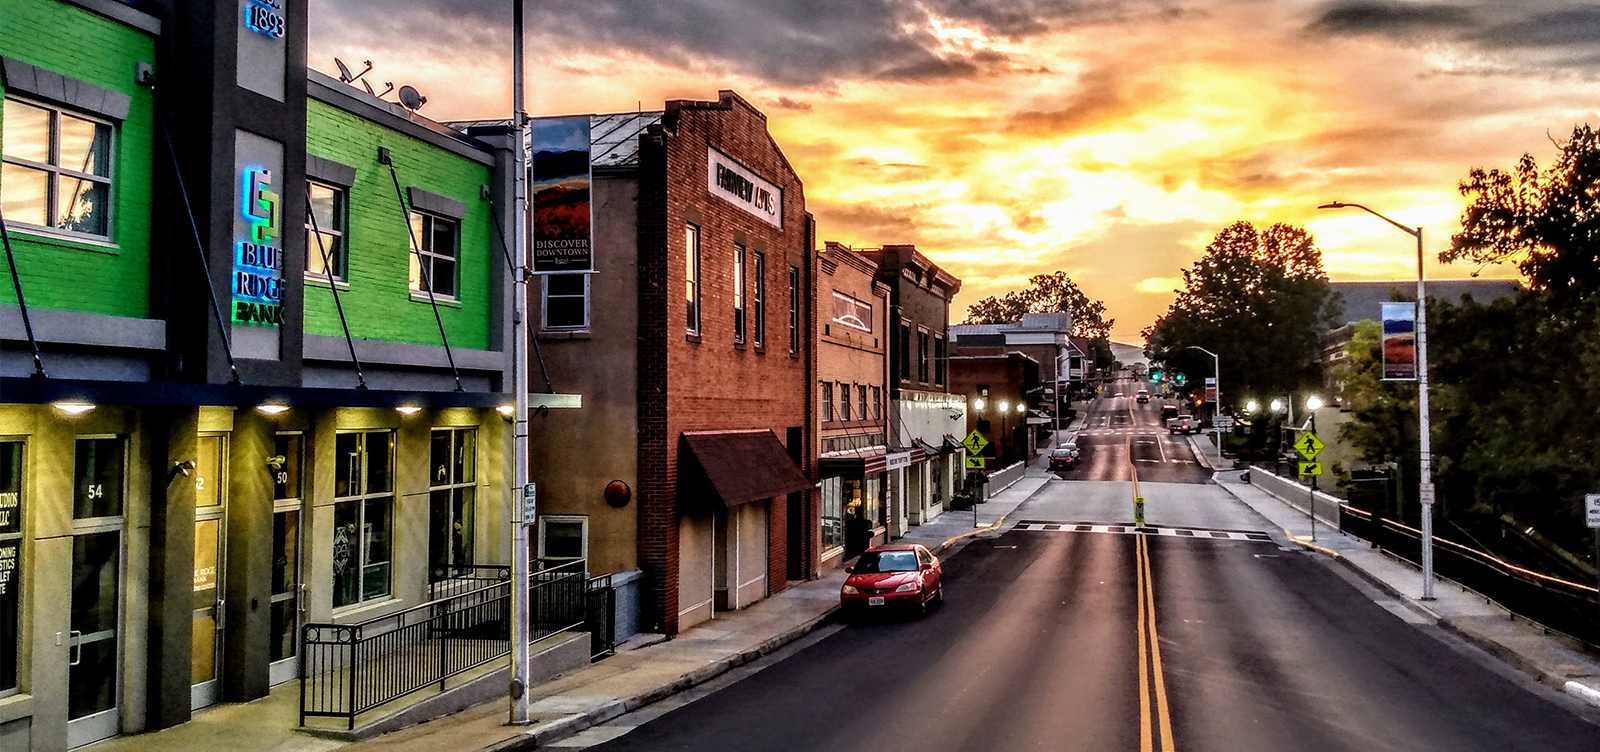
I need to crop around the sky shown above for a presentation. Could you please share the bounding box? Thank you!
[308,0,1600,341]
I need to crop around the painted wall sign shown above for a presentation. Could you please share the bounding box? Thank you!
[234,167,285,326]
[531,116,593,273]
[708,147,782,228]
[1381,301,1417,381]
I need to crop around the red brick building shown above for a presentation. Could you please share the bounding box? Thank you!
[527,92,815,637]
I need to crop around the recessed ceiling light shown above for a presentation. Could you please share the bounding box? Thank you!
[396,406,422,415]
[257,404,290,415]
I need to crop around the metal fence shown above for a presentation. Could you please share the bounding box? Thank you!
[300,558,609,729]
[429,564,511,601]
[1339,507,1600,645]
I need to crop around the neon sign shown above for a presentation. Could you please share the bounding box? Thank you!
[234,167,284,326]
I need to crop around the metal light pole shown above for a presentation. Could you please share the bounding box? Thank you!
[1187,345,1220,426]
[1319,201,1434,599]
[509,0,532,724]
[1306,395,1323,542]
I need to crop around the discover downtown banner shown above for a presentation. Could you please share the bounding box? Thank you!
[531,116,593,273]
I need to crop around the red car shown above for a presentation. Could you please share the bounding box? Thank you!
[841,544,944,615]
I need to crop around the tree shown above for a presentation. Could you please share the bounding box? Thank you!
[1445,125,1600,298]
[964,271,1114,340]
[1144,222,1338,406]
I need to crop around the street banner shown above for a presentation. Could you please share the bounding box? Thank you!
[531,116,593,273]
[1381,301,1417,381]
[1204,377,1217,403]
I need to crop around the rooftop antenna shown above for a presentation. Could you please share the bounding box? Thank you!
[334,57,372,84]
[375,81,395,98]
[398,85,428,111]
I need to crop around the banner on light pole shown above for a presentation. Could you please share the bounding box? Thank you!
[1381,302,1417,381]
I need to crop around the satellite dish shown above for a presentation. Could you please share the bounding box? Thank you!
[335,58,354,82]
[398,85,427,111]
[361,79,375,96]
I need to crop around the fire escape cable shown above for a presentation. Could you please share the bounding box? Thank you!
[486,201,554,394]
[383,157,464,392]
[306,193,367,389]
[0,209,47,378]
[154,95,242,385]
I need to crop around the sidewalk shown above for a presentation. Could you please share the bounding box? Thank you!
[1212,467,1600,710]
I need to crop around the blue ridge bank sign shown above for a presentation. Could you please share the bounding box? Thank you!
[234,167,284,326]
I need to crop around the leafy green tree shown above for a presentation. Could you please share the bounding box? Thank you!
[964,271,1113,339]
[1445,125,1600,298]
[1144,222,1339,407]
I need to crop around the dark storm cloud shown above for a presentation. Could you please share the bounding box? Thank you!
[311,0,1175,87]
[1475,7,1600,49]
[1308,1,1476,36]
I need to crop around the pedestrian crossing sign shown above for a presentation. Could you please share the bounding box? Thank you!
[965,455,986,470]
[1293,432,1325,460]
[961,430,990,455]
[1298,461,1323,477]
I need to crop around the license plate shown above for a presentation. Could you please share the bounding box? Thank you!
[868,596,885,606]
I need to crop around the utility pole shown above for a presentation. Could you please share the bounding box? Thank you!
[508,0,532,725]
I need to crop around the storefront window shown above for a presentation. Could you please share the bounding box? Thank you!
[428,428,476,581]
[819,477,843,552]
[0,441,21,694]
[332,431,394,608]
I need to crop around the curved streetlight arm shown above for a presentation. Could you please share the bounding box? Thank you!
[1317,202,1420,238]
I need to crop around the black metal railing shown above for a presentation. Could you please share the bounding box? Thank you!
[301,558,602,729]
[428,564,511,601]
[586,573,616,659]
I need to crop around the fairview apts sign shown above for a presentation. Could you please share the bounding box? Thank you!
[531,116,593,273]
[708,147,781,228]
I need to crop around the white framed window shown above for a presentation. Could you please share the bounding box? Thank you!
[1,97,114,239]
[753,251,766,348]
[838,382,850,421]
[831,292,872,333]
[305,181,346,281]
[734,242,746,344]
[858,384,867,422]
[332,431,395,609]
[788,266,800,353]
[685,223,701,334]
[542,273,589,330]
[821,382,833,422]
[538,515,587,564]
[429,428,476,581]
[408,211,458,298]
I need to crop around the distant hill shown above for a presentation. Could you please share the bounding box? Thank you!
[1328,279,1520,325]
[533,149,589,180]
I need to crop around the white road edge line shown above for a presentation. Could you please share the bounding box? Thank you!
[1566,680,1600,708]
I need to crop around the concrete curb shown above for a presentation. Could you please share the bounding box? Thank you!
[483,607,841,750]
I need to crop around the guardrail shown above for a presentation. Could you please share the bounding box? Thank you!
[300,559,594,729]
[987,461,1026,495]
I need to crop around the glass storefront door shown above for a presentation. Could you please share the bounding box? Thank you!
[269,433,304,685]
[67,437,124,749]
[191,435,225,710]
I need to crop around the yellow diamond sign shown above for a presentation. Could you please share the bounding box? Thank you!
[961,430,990,455]
[1293,432,1325,461]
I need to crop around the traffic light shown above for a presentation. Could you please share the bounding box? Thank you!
[1175,373,1187,386]
[1150,369,1164,382]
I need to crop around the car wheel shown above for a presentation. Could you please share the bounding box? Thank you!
[933,584,945,607]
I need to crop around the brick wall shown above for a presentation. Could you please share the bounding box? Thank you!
[302,100,493,350]
[818,247,889,440]
[0,0,156,317]
[636,93,812,634]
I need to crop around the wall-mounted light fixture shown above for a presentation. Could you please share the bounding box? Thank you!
[396,406,422,416]
[257,404,289,415]
[53,401,95,415]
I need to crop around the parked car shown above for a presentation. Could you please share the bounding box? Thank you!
[1167,415,1197,435]
[841,544,944,615]
[1136,389,1150,403]
[1160,404,1179,421]
[1049,447,1079,470]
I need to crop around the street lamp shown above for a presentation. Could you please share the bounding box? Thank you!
[1246,399,1260,414]
[973,397,986,411]
[1186,345,1220,425]
[1270,398,1286,476]
[1319,200,1435,599]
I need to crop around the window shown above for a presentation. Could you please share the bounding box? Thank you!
[543,273,589,330]
[898,321,911,382]
[831,292,872,333]
[408,212,458,298]
[305,181,346,280]
[538,516,587,563]
[788,266,800,353]
[270,434,302,667]
[733,243,747,343]
[839,383,850,421]
[332,431,394,608]
[858,385,867,422]
[821,382,833,422]
[1,98,113,238]
[685,224,701,334]
[753,251,766,348]
[935,334,946,386]
[429,429,476,581]
[872,387,882,421]
[74,437,124,519]
[918,329,931,383]
[819,476,843,552]
[0,441,21,695]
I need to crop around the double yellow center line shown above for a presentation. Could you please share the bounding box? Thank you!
[1130,436,1175,751]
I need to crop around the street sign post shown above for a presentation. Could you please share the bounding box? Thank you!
[1293,432,1325,461]
[522,482,537,523]
[961,430,990,456]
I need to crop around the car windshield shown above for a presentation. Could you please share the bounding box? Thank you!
[855,550,919,573]
[1052,449,1073,457]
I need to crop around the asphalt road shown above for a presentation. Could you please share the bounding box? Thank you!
[1060,376,1211,485]
[568,377,1600,752]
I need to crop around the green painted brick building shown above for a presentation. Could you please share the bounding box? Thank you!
[0,2,524,749]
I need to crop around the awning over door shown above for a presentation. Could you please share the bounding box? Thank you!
[680,430,813,507]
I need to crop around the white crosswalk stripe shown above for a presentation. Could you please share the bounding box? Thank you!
[1012,522,1274,542]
